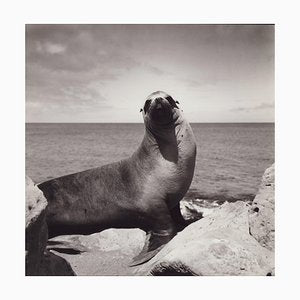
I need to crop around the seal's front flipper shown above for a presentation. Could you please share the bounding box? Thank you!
[129,231,175,266]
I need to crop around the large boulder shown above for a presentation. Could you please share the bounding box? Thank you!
[134,201,274,276]
[25,176,48,275]
[249,164,275,251]
[26,176,75,276]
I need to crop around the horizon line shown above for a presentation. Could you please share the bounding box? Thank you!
[25,121,275,124]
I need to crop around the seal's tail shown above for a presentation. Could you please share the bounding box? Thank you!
[129,231,175,266]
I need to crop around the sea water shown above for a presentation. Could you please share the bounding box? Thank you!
[26,123,274,204]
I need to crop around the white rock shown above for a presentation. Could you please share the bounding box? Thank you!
[249,164,275,251]
[135,201,274,276]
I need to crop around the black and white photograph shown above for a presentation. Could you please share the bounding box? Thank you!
[25,24,274,276]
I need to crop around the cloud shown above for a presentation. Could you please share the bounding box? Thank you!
[231,102,274,112]
[36,41,66,54]
[143,64,166,76]
[26,25,170,117]
[26,25,139,73]
[177,77,208,88]
[26,25,139,117]
[253,103,274,110]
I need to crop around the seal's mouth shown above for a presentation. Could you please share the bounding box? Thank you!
[143,92,179,126]
[150,97,173,124]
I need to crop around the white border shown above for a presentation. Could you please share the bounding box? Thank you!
[1,0,300,299]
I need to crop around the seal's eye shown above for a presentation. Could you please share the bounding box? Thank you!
[166,96,179,109]
[143,100,151,114]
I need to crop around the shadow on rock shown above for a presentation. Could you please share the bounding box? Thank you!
[39,251,76,276]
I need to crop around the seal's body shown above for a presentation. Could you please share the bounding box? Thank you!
[38,91,196,265]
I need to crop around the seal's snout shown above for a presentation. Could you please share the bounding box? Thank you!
[155,98,163,109]
[149,99,173,125]
[151,97,170,113]
[154,97,166,109]
[155,97,163,104]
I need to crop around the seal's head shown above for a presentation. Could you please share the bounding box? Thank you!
[141,91,180,127]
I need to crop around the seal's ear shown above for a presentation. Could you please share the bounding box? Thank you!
[143,99,151,114]
[166,96,179,109]
[140,108,143,112]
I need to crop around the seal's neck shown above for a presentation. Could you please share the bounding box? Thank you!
[143,121,181,163]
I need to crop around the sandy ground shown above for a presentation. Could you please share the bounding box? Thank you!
[52,250,137,276]
[48,229,145,276]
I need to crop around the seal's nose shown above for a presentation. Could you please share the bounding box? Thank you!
[155,97,163,109]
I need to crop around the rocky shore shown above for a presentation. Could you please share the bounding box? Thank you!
[25,164,275,276]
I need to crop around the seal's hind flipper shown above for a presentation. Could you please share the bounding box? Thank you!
[130,245,164,267]
[129,231,175,266]
[47,239,89,255]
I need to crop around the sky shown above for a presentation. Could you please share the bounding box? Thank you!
[26,24,274,123]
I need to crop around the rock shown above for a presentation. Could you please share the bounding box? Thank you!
[180,199,217,220]
[26,176,75,276]
[134,201,274,276]
[180,200,204,220]
[25,176,48,275]
[26,176,48,229]
[249,164,275,251]
[39,251,76,276]
[50,229,145,275]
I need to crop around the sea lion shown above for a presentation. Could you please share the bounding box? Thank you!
[38,91,197,265]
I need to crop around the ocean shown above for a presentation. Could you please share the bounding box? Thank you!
[26,123,274,205]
